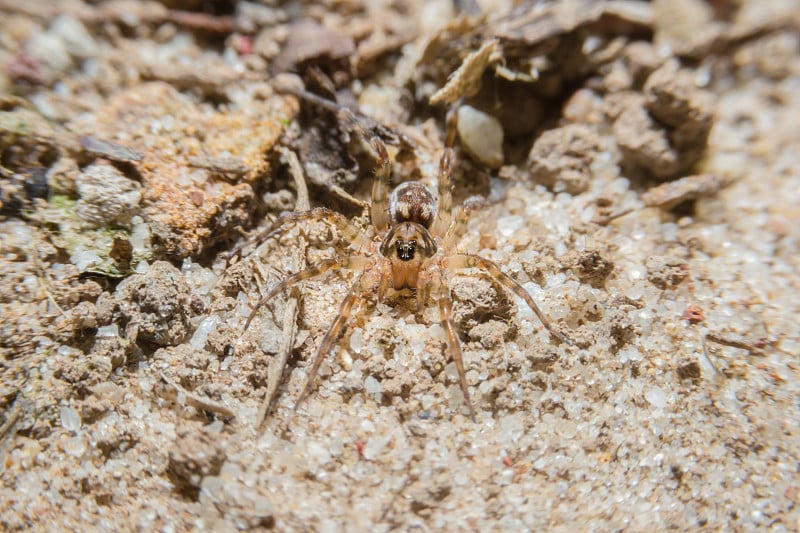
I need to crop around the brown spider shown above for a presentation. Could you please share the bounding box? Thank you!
[238,140,573,420]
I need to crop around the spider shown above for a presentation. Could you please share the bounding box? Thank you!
[237,139,573,421]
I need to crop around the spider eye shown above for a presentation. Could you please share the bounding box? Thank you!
[395,239,416,261]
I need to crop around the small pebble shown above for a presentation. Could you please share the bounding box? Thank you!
[60,407,81,433]
[96,324,119,338]
[71,249,102,273]
[645,386,668,409]
[364,375,382,395]
[51,14,98,57]
[64,436,87,457]
[457,105,504,168]
[190,315,220,349]
[75,163,141,228]
[349,328,365,354]
[362,435,391,461]
[496,215,524,238]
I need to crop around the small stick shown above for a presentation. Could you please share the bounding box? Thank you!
[158,372,235,419]
[283,147,310,210]
[0,403,21,444]
[187,155,248,177]
[257,147,309,431]
[257,287,300,429]
[706,332,767,354]
[30,232,67,320]
[592,208,634,226]
[701,332,770,377]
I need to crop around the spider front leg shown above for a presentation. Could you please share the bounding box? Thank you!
[444,254,574,346]
[443,199,483,250]
[243,255,372,331]
[293,275,368,410]
[431,148,455,237]
[226,207,368,264]
[419,269,477,421]
[370,139,391,231]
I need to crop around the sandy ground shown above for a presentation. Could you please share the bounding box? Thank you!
[1,0,799,531]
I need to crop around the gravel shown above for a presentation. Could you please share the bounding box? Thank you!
[1,1,799,531]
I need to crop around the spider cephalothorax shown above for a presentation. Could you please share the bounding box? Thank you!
[380,222,436,288]
[236,136,572,420]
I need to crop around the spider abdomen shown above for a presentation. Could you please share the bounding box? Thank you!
[390,181,436,228]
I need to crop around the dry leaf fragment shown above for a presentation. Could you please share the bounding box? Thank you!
[430,39,501,105]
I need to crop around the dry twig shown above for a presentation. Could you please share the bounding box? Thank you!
[257,147,310,431]
[0,404,21,445]
[158,372,235,419]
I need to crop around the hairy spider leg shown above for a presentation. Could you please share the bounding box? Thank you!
[442,199,480,251]
[292,274,377,410]
[377,268,392,304]
[419,269,477,421]
[243,255,372,331]
[416,275,430,313]
[444,254,574,346]
[226,207,367,264]
[445,105,459,148]
[431,148,455,238]
[370,139,391,231]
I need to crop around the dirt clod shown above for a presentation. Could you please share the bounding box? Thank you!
[563,249,616,288]
[199,475,275,529]
[115,261,192,346]
[642,173,725,209]
[75,163,141,228]
[167,425,227,500]
[528,124,603,193]
[451,276,512,332]
[614,60,714,181]
[646,255,690,289]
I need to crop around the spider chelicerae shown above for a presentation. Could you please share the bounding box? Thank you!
[236,137,573,421]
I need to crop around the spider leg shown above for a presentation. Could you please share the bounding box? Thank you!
[445,104,459,149]
[427,271,477,421]
[416,277,430,313]
[294,275,368,410]
[444,253,574,346]
[377,271,391,304]
[370,139,391,231]
[244,255,371,331]
[431,148,455,238]
[226,207,367,264]
[442,199,481,250]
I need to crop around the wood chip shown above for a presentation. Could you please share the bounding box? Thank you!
[0,403,21,444]
[257,147,308,431]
